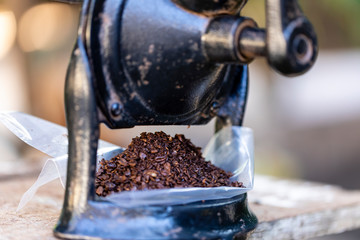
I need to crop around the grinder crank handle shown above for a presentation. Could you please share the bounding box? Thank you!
[239,0,318,76]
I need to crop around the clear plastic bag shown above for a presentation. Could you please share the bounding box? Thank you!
[0,112,254,210]
[0,111,119,211]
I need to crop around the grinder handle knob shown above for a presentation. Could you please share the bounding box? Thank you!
[204,0,318,76]
[238,0,318,76]
[265,0,318,76]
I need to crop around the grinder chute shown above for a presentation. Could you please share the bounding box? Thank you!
[53,0,317,239]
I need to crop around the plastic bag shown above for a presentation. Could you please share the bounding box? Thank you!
[0,111,120,211]
[0,112,254,210]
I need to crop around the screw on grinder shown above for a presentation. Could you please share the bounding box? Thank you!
[53,0,317,239]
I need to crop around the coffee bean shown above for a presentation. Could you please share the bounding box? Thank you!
[118,158,128,166]
[96,186,104,196]
[139,152,147,160]
[144,169,158,178]
[154,155,167,162]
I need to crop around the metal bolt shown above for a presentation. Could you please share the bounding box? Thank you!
[110,102,123,117]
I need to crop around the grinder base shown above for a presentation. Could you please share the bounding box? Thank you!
[54,193,257,240]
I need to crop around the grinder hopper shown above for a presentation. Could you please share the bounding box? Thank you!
[53,0,317,239]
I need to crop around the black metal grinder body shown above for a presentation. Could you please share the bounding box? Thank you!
[54,0,317,239]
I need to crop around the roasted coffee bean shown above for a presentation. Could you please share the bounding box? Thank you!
[107,162,116,168]
[95,131,244,196]
[118,158,128,166]
[164,162,171,173]
[139,152,147,160]
[96,186,104,196]
[144,169,158,178]
[154,155,167,162]
[128,160,137,167]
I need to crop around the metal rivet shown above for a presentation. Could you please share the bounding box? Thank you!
[111,103,123,117]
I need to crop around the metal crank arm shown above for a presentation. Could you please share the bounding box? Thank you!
[238,0,318,76]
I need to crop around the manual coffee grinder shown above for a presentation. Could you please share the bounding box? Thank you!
[54,0,317,239]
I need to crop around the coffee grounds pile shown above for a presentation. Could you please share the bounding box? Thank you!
[95,131,243,197]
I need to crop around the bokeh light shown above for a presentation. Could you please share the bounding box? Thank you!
[0,10,16,59]
[18,3,77,52]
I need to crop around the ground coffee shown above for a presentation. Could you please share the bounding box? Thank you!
[95,131,243,197]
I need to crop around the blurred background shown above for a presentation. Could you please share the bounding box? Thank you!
[0,0,359,239]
